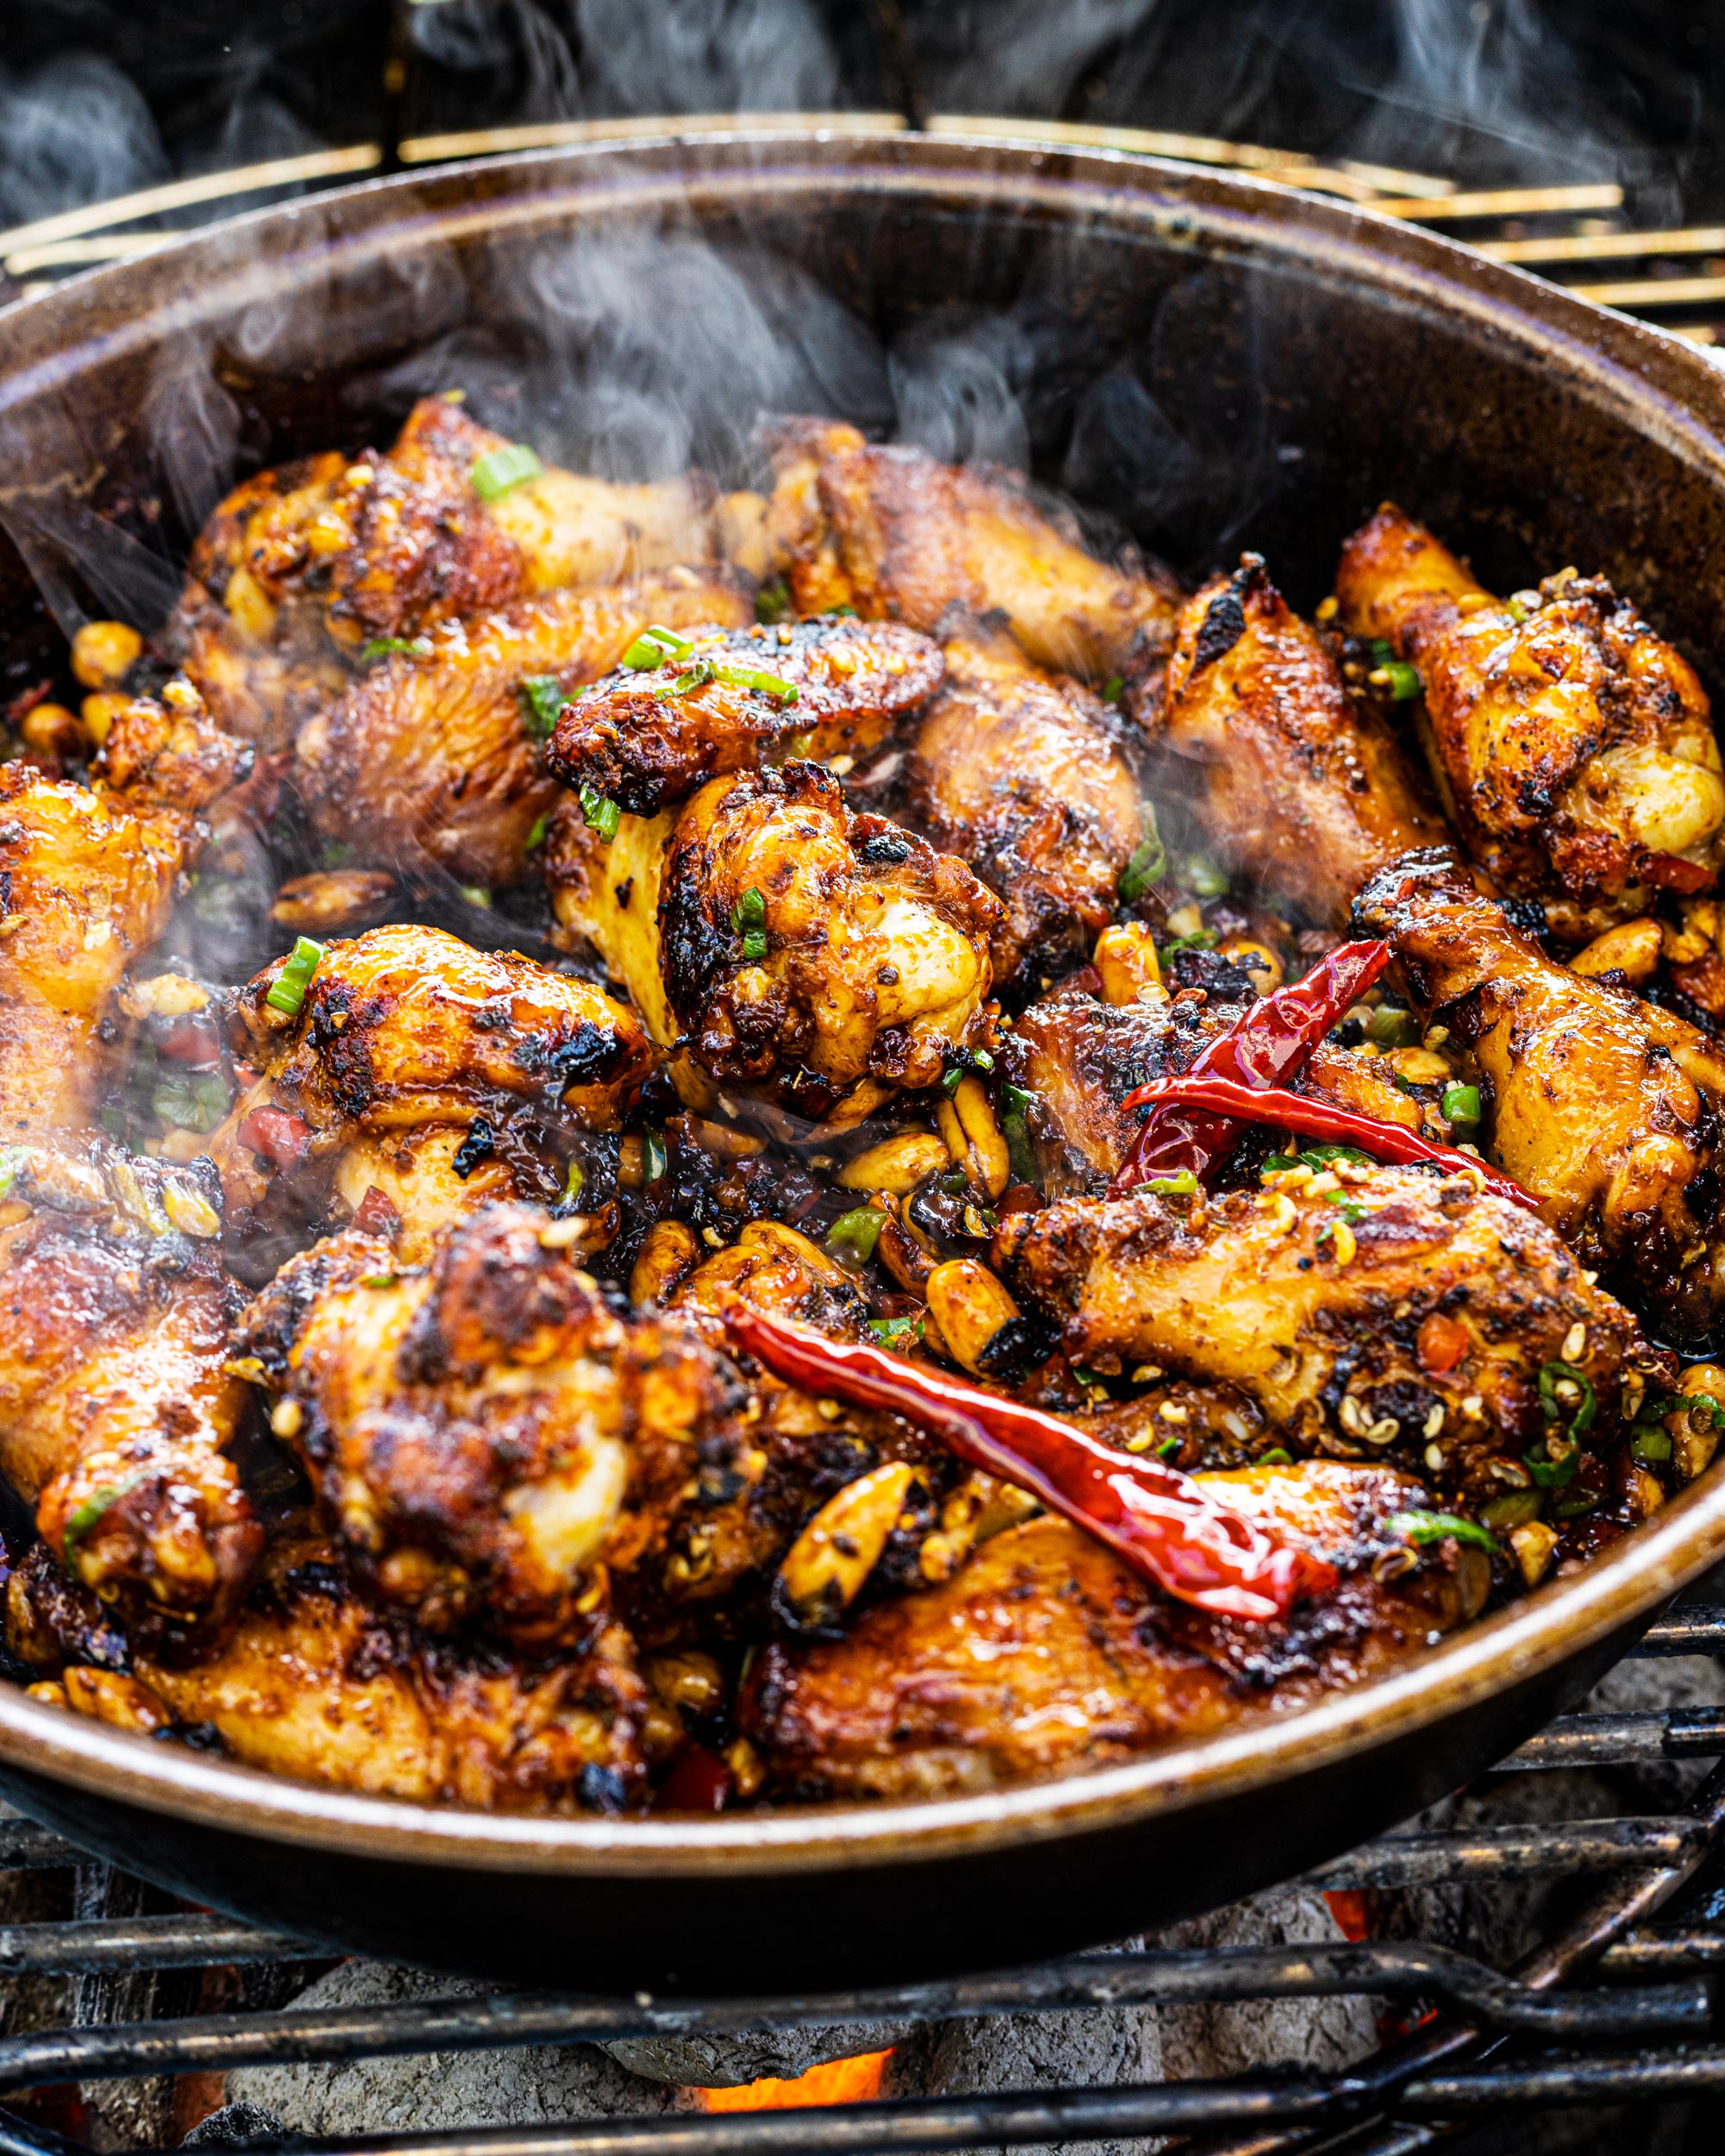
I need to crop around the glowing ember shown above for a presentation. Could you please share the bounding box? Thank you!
[692,2048,894,2111]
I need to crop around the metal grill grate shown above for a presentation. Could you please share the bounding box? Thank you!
[0,1604,1717,2153]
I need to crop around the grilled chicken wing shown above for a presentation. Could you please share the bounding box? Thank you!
[1354,848,1725,1334]
[1336,505,1725,921]
[293,569,750,889]
[0,1162,257,1658]
[221,924,653,1253]
[234,1204,751,1642]
[997,1164,1668,1508]
[900,617,1145,992]
[549,763,1001,1130]
[548,616,943,819]
[175,396,731,748]
[765,419,1178,684]
[1144,556,1446,928]
[9,1534,649,1811]
[743,1463,1461,1799]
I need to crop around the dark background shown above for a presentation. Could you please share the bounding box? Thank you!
[0,1,1721,230]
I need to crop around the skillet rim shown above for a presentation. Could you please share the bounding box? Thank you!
[2,122,1723,1878]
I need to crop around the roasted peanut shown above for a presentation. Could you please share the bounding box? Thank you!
[630,1219,702,1306]
[876,1205,935,1294]
[838,1130,950,1194]
[925,1257,1019,1376]
[936,1075,1009,1200]
[270,870,396,934]
[775,1460,921,1626]
[1679,1363,1725,1399]
[647,1650,726,1715]
[1219,936,1283,991]
[120,973,209,1020]
[20,701,85,757]
[70,618,143,692]
[1095,921,1163,1006]
[1386,1046,1454,1085]
[679,1114,766,1161]
[78,692,128,746]
[1578,917,1663,984]
[1509,1519,1559,1588]
[1624,1464,1666,1520]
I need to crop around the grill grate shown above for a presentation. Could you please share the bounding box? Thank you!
[0,1603,1717,2153]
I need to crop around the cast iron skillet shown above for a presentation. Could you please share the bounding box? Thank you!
[0,128,1723,1996]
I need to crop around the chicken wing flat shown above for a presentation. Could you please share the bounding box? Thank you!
[900,617,1145,993]
[221,924,653,1252]
[294,568,750,888]
[235,1204,751,1643]
[743,1463,1460,1799]
[765,419,1178,683]
[9,1534,649,1812]
[549,763,1002,1129]
[1354,848,1725,1334]
[175,396,729,747]
[997,1164,1668,1512]
[548,616,943,818]
[1145,555,1446,928]
[1337,505,1725,921]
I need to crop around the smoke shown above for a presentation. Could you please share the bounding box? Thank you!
[0,53,166,229]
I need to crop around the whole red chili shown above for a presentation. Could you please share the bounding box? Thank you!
[728,1307,1337,1623]
[1110,940,1389,1196]
[1115,1073,1538,1213]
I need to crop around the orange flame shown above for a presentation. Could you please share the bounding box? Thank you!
[693,2048,894,2111]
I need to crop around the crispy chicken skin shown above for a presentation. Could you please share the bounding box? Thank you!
[10,1535,649,1811]
[0,1187,257,1658]
[901,617,1145,992]
[293,569,751,889]
[235,1205,751,1642]
[175,397,727,748]
[997,1166,1668,1507]
[1336,505,1725,919]
[1146,556,1446,928]
[223,924,652,1250]
[765,419,1178,683]
[744,1463,1459,1799]
[548,616,943,818]
[1354,848,1725,1335]
[549,764,1002,1128]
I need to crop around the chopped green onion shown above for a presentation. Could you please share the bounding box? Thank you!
[969,1050,994,1075]
[518,675,566,738]
[755,580,791,624]
[1552,1484,1601,1521]
[358,636,431,665]
[1257,1447,1294,1465]
[361,1272,398,1289]
[1158,930,1218,958]
[63,1472,151,1570]
[1505,597,1528,624]
[825,1207,884,1266]
[1479,1489,1542,1529]
[868,1315,916,1348]
[1631,1427,1672,1465]
[1539,1360,1596,1437]
[941,1066,965,1098]
[470,442,544,502]
[1383,661,1421,700]
[1103,674,1125,705]
[561,1158,585,1206]
[578,784,622,843]
[0,1146,27,1200]
[1389,1509,1497,1551]
[265,936,324,1018]
[1365,1004,1418,1048]
[1329,1193,1371,1224]
[1300,1144,1373,1169]
[642,1130,668,1185]
[622,624,696,670]
[458,886,492,909]
[1156,1434,1182,1459]
[739,931,768,963]
[152,1071,231,1134]
[1180,855,1231,899]
[712,661,798,704]
[525,813,548,851]
[1118,805,1167,904]
[1000,1081,1038,1186]
[1261,1153,1301,1177]
[731,887,767,934]
[1146,1169,1198,1197]
[656,658,716,699]
[1369,639,1395,666]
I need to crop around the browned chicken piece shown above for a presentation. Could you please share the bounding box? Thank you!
[220,924,653,1255]
[1144,556,1446,928]
[996,1163,1670,1510]
[765,418,1179,684]
[548,614,943,818]
[9,1535,649,1812]
[1336,505,1725,924]
[234,1204,752,1644]
[743,1462,1465,1799]
[174,396,730,748]
[1354,848,1725,1336]
[0,1162,258,1658]
[901,617,1145,993]
[1003,984,1438,1196]
[293,568,751,889]
[549,763,1002,1130]
[92,675,263,837]
[0,765,182,1140]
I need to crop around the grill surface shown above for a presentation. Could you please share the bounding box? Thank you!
[0,1603,1716,2153]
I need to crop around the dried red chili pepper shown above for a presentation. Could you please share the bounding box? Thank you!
[1115,1073,1539,1213]
[728,1307,1337,1622]
[236,1105,312,1170]
[658,1741,733,1813]
[1110,940,1389,1196]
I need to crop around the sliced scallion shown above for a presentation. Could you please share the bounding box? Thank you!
[358,636,431,665]
[712,661,799,704]
[1383,661,1421,700]
[1146,1169,1198,1197]
[1441,1082,1481,1125]
[1389,1508,1496,1551]
[1119,805,1166,902]
[579,784,622,843]
[642,1130,668,1185]
[621,624,695,670]
[518,675,566,738]
[265,937,324,1018]
[470,442,544,502]
[63,1472,151,1571]
[655,658,716,699]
